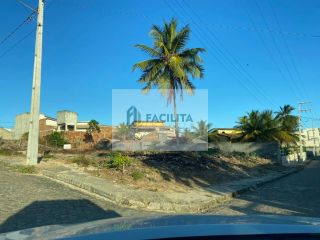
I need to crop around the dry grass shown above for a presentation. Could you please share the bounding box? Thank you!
[59,149,283,193]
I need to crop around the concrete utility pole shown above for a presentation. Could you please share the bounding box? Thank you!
[312,120,316,157]
[26,0,44,165]
[298,101,311,159]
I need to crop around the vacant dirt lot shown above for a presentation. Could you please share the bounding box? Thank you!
[36,149,286,193]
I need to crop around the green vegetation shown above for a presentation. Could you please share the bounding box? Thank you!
[12,165,37,174]
[0,149,22,156]
[192,120,212,140]
[115,123,130,140]
[235,105,298,145]
[71,155,91,167]
[46,132,68,147]
[107,153,132,173]
[131,170,144,181]
[87,120,101,134]
[71,152,133,173]
[133,18,205,143]
[85,119,101,143]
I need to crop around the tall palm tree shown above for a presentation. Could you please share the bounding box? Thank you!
[133,18,205,144]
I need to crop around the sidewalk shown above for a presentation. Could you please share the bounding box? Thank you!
[0,156,308,213]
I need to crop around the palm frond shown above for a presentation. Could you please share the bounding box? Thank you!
[134,44,160,57]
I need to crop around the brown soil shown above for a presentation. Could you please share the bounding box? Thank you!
[46,150,285,193]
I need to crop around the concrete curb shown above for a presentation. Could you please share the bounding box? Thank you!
[37,161,311,213]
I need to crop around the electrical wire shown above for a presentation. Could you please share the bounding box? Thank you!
[181,0,278,108]
[163,0,268,107]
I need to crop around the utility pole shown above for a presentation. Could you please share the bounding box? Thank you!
[26,0,44,165]
[298,101,311,161]
[312,120,316,157]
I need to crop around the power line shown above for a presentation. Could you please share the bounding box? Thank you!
[242,1,302,102]
[181,0,278,107]
[0,0,55,60]
[163,0,268,107]
[0,10,37,48]
[201,22,320,38]
[0,28,35,59]
[268,0,315,119]
[254,0,308,102]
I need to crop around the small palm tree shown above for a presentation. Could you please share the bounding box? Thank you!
[85,119,101,143]
[133,18,205,144]
[116,123,130,141]
[192,120,212,140]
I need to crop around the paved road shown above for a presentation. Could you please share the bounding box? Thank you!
[209,160,320,217]
[0,163,141,233]
[1,160,320,234]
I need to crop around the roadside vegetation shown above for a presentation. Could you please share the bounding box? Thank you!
[11,164,37,174]
[235,105,298,145]
[59,149,282,192]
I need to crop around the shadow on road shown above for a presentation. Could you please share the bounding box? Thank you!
[0,199,121,233]
[217,160,320,217]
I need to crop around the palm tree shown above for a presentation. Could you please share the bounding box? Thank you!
[235,109,298,144]
[192,120,212,140]
[275,105,299,145]
[85,119,101,143]
[116,123,130,141]
[235,110,279,142]
[133,18,205,144]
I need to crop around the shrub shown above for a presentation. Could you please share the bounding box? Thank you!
[72,155,90,167]
[46,132,68,148]
[131,170,144,181]
[108,153,132,173]
[12,165,37,174]
[248,152,258,159]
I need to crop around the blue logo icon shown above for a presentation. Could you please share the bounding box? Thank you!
[127,106,141,125]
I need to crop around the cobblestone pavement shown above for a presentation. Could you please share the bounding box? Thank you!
[1,160,319,234]
[208,160,320,217]
[0,163,143,233]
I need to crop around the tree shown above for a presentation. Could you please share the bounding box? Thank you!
[275,105,299,145]
[46,132,68,148]
[235,108,298,145]
[133,18,205,144]
[85,120,101,143]
[116,123,130,141]
[182,127,194,140]
[235,110,279,142]
[192,120,212,140]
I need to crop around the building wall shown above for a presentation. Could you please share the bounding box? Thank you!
[303,128,320,148]
[0,128,13,140]
[57,111,78,125]
[13,113,30,140]
[13,113,56,139]
[63,126,112,150]
[39,118,57,138]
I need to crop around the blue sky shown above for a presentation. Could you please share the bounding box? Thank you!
[0,0,319,129]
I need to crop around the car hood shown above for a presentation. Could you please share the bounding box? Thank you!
[1,214,320,240]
